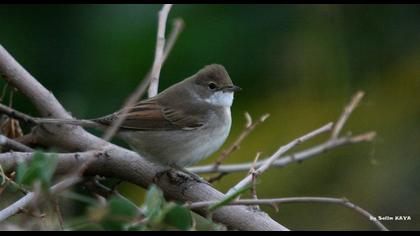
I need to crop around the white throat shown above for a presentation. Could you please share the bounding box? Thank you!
[205,91,234,107]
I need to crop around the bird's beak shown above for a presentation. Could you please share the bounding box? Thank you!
[222,85,242,92]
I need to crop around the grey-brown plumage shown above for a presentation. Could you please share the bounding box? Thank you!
[38,64,240,167]
[93,64,238,132]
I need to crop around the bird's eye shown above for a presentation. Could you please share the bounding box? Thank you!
[208,82,217,90]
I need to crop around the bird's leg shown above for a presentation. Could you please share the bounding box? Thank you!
[172,165,208,184]
[153,166,172,184]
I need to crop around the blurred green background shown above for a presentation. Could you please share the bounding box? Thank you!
[1,4,419,230]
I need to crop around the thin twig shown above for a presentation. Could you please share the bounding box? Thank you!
[249,152,261,210]
[17,206,46,219]
[0,166,28,195]
[0,105,100,129]
[0,175,81,222]
[186,197,388,231]
[188,131,376,174]
[0,134,34,152]
[83,178,143,214]
[226,122,333,195]
[52,197,64,230]
[0,103,38,126]
[76,5,177,179]
[0,132,376,179]
[0,83,8,102]
[0,101,107,129]
[162,18,184,63]
[213,113,270,170]
[102,4,177,142]
[349,131,376,143]
[147,4,173,97]
[331,91,365,139]
[8,89,14,107]
[249,152,260,199]
[206,172,228,183]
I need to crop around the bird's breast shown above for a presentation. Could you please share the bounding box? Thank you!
[205,91,234,107]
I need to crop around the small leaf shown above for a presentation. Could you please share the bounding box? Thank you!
[144,184,164,220]
[99,196,139,231]
[108,197,138,217]
[60,192,98,205]
[15,151,57,189]
[15,162,28,184]
[0,165,6,185]
[163,203,192,230]
[192,213,227,231]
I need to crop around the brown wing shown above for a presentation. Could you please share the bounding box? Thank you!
[93,99,205,131]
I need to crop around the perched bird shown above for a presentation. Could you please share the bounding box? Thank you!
[38,64,240,168]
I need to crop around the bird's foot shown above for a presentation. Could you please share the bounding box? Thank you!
[153,165,208,184]
[153,167,172,184]
[182,169,207,183]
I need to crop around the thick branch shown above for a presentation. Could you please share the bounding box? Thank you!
[0,46,107,152]
[0,46,69,119]
[0,150,288,230]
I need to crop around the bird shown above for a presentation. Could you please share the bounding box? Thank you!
[38,64,240,168]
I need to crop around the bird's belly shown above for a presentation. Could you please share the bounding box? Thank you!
[118,114,231,167]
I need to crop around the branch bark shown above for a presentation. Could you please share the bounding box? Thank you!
[0,45,108,152]
[0,149,288,230]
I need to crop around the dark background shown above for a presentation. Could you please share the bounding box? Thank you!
[0,4,419,230]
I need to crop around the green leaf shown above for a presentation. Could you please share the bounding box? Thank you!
[191,213,226,231]
[144,184,164,220]
[15,151,57,189]
[163,203,192,230]
[0,164,6,186]
[65,215,105,231]
[99,196,139,231]
[108,196,138,217]
[60,191,98,205]
[15,162,27,185]
[208,184,251,211]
